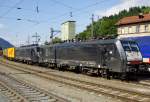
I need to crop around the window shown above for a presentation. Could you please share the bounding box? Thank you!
[125,27,128,34]
[121,41,139,52]
[121,41,131,51]
[122,28,125,34]
[128,26,132,33]
[144,24,149,32]
[136,25,140,33]
[118,28,122,34]
[130,42,139,52]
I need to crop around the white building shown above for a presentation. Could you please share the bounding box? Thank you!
[116,13,150,38]
[61,21,76,41]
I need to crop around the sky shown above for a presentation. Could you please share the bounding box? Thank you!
[0,0,150,46]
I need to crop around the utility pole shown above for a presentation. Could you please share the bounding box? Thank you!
[70,12,73,18]
[97,15,100,20]
[27,35,30,45]
[50,28,54,40]
[91,14,94,38]
[50,28,60,41]
[15,34,18,47]
[36,0,39,13]
[32,32,40,44]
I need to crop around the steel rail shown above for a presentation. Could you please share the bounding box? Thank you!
[0,61,150,102]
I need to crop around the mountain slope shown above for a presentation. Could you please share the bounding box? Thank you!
[0,37,14,49]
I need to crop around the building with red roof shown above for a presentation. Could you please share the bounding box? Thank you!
[116,13,150,38]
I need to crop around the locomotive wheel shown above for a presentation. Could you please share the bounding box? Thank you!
[101,69,110,79]
[121,73,127,81]
[58,65,65,71]
[101,69,106,78]
[101,69,105,78]
[49,63,55,69]
[26,61,29,64]
[106,69,110,79]
[51,64,55,69]
[47,63,51,68]
[97,69,100,76]
[75,66,82,73]
[111,73,117,79]
[81,67,87,74]
[58,65,62,71]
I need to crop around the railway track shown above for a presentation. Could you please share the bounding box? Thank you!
[0,72,70,102]
[0,81,26,102]
[2,58,150,88]
[139,79,150,86]
[1,61,150,102]
[2,59,150,88]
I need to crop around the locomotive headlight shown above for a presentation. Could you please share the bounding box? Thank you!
[80,64,82,66]
[98,65,101,68]
[109,51,113,54]
[148,68,150,72]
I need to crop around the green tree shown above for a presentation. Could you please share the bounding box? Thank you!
[78,6,150,40]
[52,37,62,44]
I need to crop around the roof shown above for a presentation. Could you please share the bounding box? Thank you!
[61,20,76,25]
[116,13,150,26]
[20,44,38,48]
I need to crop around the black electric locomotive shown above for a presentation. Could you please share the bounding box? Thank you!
[15,44,40,64]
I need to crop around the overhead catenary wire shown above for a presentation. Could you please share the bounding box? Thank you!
[0,0,24,18]
[27,0,107,26]
[22,0,107,40]
[50,0,76,10]
[0,0,106,30]
[0,0,106,25]
[49,0,106,20]
[0,4,55,16]
[0,16,40,24]
[0,0,108,45]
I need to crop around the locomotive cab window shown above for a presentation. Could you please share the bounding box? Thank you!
[121,41,131,51]
[121,41,139,52]
[130,42,139,52]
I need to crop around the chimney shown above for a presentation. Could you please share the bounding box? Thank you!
[139,13,144,19]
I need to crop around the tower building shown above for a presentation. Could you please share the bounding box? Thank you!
[61,21,76,41]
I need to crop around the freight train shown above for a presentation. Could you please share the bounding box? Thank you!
[3,39,148,79]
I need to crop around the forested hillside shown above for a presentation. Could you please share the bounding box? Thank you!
[77,6,150,39]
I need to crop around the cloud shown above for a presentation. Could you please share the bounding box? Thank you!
[96,0,150,17]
